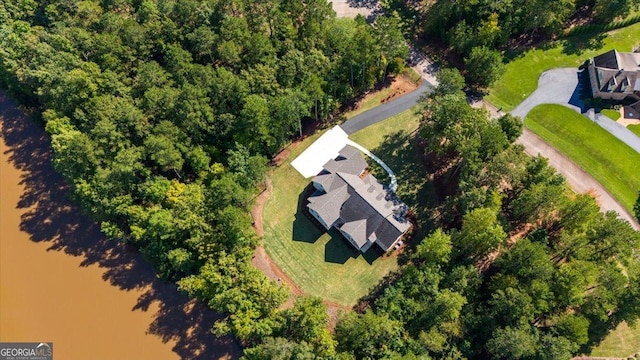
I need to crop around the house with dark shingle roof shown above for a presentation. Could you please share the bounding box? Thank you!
[624,100,640,119]
[307,145,411,253]
[588,49,640,118]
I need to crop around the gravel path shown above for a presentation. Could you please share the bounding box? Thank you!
[331,0,376,18]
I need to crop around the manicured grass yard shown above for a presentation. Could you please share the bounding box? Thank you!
[600,109,621,120]
[628,124,640,137]
[525,104,640,212]
[590,321,640,357]
[486,22,640,111]
[262,107,431,306]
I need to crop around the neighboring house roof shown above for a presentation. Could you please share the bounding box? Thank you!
[307,145,411,252]
[593,49,640,71]
[589,50,640,99]
[623,100,640,119]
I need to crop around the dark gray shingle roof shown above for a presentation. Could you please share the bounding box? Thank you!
[322,145,367,175]
[308,184,349,228]
[592,50,640,95]
[307,145,411,251]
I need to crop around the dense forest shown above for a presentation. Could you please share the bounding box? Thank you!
[2,0,640,359]
[0,0,406,351]
[422,0,640,53]
[392,0,640,87]
[335,71,640,359]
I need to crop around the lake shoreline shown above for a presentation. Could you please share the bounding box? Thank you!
[0,90,241,359]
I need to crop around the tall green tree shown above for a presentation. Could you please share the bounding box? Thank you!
[454,207,507,261]
[464,46,504,89]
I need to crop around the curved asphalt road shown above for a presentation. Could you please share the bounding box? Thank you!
[340,81,432,135]
[502,68,640,229]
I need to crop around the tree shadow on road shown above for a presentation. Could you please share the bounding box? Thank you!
[0,90,241,360]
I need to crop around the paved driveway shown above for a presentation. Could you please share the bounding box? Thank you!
[340,82,432,135]
[511,67,640,154]
[511,68,586,119]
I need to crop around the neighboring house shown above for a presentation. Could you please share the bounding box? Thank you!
[306,145,411,253]
[588,49,640,118]
[624,100,640,119]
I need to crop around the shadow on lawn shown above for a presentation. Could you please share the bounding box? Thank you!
[324,228,383,265]
[503,30,606,62]
[0,90,241,360]
[324,230,358,264]
[292,187,323,243]
[561,32,606,56]
[368,130,438,239]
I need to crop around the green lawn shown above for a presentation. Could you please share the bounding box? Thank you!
[590,322,640,358]
[524,104,640,212]
[486,22,640,111]
[628,124,640,137]
[262,107,431,306]
[601,109,621,120]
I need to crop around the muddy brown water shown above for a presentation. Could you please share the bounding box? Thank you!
[0,91,241,359]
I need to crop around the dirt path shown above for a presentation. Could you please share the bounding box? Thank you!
[250,178,352,311]
[250,178,304,297]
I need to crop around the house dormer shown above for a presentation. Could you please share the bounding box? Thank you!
[607,76,617,92]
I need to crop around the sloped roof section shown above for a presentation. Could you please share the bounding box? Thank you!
[618,52,640,70]
[308,184,349,228]
[590,50,640,97]
[323,146,367,175]
[593,49,620,69]
[313,173,346,193]
[339,219,368,247]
